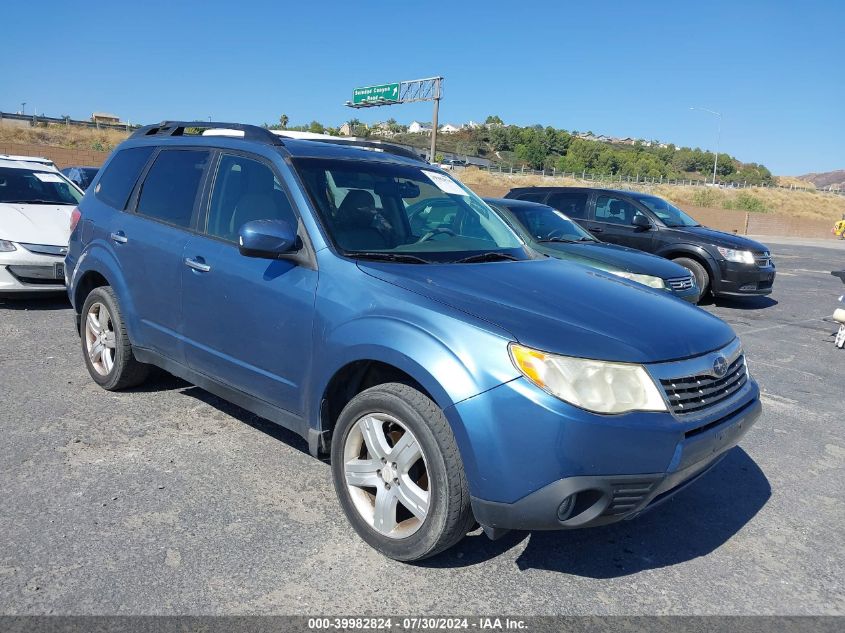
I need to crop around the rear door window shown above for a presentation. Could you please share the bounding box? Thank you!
[546,192,589,219]
[94,146,155,209]
[136,150,210,228]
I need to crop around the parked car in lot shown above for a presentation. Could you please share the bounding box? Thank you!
[506,187,776,300]
[0,155,82,294]
[61,166,99,190]
[482,197,699,302]
[66,121,761,561]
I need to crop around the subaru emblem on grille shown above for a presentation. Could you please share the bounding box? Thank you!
[712,356,728,378]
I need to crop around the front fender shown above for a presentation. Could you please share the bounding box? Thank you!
[656,244,720,279]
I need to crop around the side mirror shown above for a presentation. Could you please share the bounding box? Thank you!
[238,219,299,259]
[632,214,652,230]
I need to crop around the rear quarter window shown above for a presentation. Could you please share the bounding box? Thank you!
[94,146,155,209]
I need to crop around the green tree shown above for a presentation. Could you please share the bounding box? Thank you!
[485,114,504,125]
[279,114,289,129]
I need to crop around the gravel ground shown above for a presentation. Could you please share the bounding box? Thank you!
[1,240,843,615]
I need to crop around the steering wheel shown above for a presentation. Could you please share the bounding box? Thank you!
[417,227,457,243]
[546,228,569,240]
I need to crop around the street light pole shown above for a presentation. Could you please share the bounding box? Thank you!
[690,106,722,184]
[21,102,26,115]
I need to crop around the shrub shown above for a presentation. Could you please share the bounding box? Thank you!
[691,188,722,207]
[723,192,768,213]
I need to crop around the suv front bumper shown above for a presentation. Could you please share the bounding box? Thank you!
[448,374,761,532]
[715,262,776,297]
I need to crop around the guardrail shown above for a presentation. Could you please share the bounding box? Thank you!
[476,164,845,197]
[0,111,139,132]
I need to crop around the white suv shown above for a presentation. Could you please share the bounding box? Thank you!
[0,155,83,294]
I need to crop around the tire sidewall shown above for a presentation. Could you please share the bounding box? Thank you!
[330,386,452,562]
[674,257,710,301]
[80,287,128,390]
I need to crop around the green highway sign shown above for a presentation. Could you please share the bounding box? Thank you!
[352,82,400,105]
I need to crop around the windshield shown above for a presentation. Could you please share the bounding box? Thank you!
[631,194,699,227]
[0,167,82,205]
[499,203,596,243]
[294,158,525,263]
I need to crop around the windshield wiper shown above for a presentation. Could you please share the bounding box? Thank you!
[537,237,577,243]
[348,251,431,264]
[454,252,520,264]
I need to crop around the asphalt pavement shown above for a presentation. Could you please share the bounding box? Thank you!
[1,240,843,615]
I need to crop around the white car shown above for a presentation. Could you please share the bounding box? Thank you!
[0,155,83,294]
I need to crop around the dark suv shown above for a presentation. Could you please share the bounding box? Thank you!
[506,187,776,299]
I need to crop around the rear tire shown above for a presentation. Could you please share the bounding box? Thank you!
[330,383,474,562]
[80,286,149,390]
[673,257,710,302]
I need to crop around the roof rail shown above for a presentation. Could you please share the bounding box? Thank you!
[130,121,284,146]
[273,132,424,162]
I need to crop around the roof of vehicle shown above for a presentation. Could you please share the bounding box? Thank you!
[484,197,554,209]
[127,121,427,167]
[508,185,658,198]
[0,156,60,172]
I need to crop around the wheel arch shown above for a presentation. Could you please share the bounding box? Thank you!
[658,245,719,280]
[70,245,139,340]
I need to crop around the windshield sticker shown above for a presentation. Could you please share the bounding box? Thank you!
[422,170,467,196]
[33,173,64,183]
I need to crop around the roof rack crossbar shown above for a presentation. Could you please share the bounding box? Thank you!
[130,121,284,146]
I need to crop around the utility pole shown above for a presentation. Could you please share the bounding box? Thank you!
[690,106,722,184]
[20,102,26,115]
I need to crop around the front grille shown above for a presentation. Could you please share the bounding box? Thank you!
[19,243,67,257]
[659,355,748,415]
[753,250,772,267]
[667,275,695,291]
[603,479,658,516]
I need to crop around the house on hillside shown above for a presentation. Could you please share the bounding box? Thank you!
[338,122,352,136]
[439,123,462,134]
[408,121,432,134]
[91,112,120,125]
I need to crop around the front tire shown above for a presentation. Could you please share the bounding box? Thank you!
[80,286,149,390]
[673,256,710,302]
[330,383,474,561]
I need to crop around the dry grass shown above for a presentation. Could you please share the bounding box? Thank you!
[458,168,845,222]
[0,124,130,152]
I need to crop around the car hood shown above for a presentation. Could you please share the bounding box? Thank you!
[537,241,691,278]
[668,225,770,251]
[358,258,734,363]
[0,203,73,246]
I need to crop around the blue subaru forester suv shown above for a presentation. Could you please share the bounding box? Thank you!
[66,122,762,561]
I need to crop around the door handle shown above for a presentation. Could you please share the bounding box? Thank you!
[184,257,211,273]
[588,226,604,233]
[110,231,128,244]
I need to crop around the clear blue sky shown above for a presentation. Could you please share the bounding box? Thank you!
[2,0,842,175]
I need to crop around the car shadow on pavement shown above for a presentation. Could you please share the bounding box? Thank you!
[712,295,778,310]
[0,294,70,311]
[177,385,312,457]
[423,448,770,577]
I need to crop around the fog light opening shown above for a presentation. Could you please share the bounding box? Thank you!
[557,494,576,521]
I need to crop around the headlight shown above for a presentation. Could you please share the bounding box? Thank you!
[509,343,667,414]
[610,270,666,289]
[717,247,755,264]
[0,240,16,252]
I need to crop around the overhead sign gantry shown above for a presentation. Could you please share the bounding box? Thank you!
[346,76,443,161]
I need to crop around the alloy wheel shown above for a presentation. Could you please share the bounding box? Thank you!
[343,412,430,538]
[84,302,116,376]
